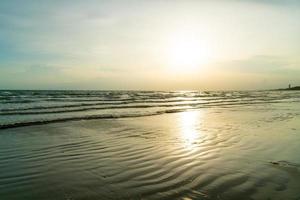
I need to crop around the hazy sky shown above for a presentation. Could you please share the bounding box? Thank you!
[0,0,300,90]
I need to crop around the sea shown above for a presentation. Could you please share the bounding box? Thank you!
[0,90,300,199]
[1,90,299,129]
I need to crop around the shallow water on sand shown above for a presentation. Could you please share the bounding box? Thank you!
[0,93,300,199]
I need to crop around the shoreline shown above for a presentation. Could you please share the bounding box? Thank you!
[1,106,300,199]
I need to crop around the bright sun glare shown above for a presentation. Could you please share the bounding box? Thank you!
[166,31,211,72]
[179,111,201,149]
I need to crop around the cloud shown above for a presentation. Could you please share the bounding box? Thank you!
[206,55,300,89]
[214,55,299,74]
[230,0,300,6]
[0,1,299,90]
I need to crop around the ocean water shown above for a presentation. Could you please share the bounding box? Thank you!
[1,90,299,129]
[0,90,300,200]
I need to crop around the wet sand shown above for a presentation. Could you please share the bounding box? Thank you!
[0,102,300,200]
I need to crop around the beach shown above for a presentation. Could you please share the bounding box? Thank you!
[1,92,300,199]
[1,0,300,199]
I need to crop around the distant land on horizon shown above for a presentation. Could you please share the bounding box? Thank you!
[277,86,300,91]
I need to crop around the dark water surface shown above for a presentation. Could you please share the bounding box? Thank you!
[1,90,299,129]
[0,90,300,199]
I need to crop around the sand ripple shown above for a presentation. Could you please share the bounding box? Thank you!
[1,103,300,199]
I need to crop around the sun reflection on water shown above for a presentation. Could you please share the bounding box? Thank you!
[179,111,201,148]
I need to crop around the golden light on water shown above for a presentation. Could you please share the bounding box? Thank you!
[179,111,201,148]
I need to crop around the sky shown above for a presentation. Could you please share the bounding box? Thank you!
[0,0,300,90]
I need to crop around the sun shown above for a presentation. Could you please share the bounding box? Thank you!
[166,31,211,72]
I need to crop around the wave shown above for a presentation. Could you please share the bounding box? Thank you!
[0,98,295,116]
[0,109,186,130]
[1,90,300,129]
[1,95,300,200]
